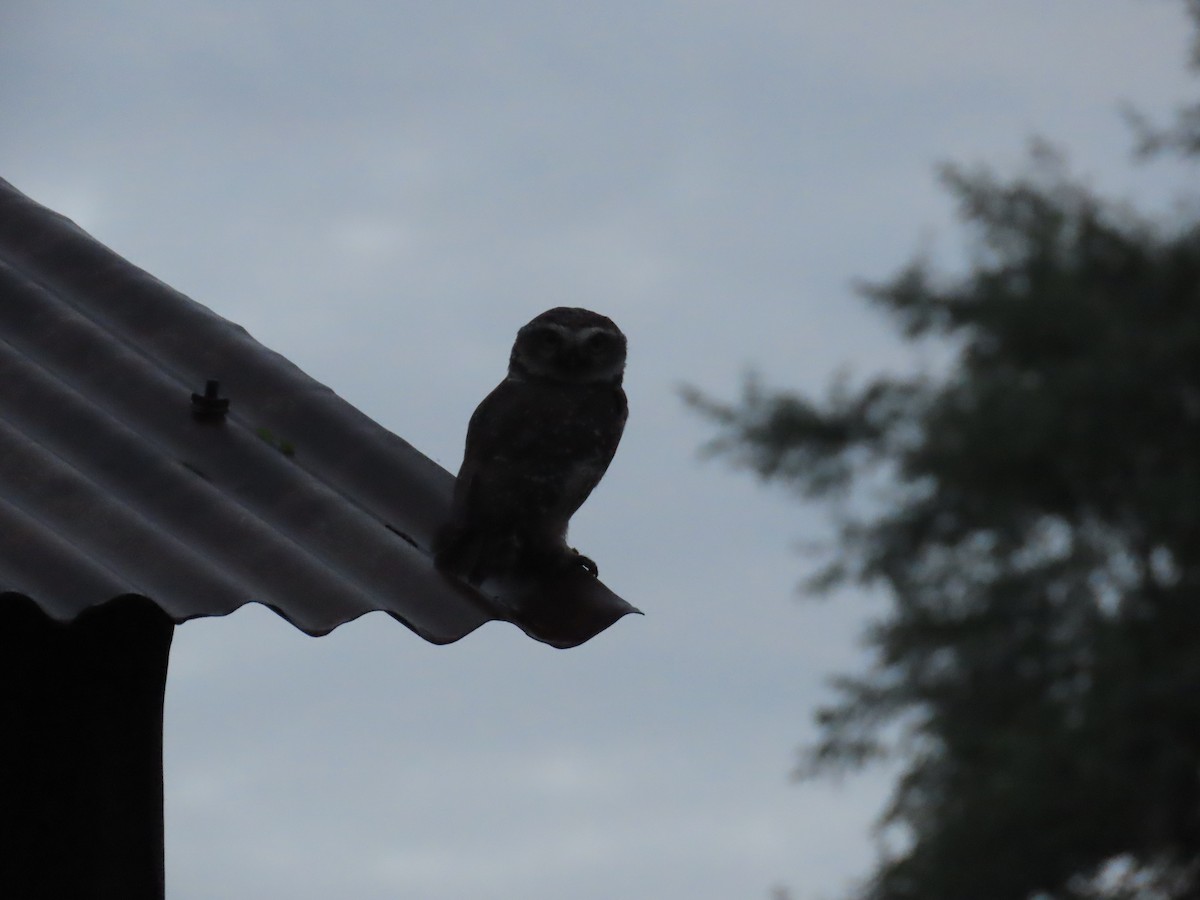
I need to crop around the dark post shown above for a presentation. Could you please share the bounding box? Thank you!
[0,596,174,899]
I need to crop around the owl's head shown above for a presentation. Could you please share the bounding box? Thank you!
[508,307,627,385]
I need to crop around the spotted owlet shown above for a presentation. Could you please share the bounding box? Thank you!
[434,307,628,585]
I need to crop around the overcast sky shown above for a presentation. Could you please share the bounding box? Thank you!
[3,3,1197,898]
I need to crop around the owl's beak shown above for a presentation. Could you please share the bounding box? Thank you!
[562,349,587,373]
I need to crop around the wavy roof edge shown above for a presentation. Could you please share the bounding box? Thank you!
[0,177,638,649]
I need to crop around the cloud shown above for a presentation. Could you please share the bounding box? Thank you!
[3,2,1196,897]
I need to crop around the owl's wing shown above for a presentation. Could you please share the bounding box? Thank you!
[461,378,543,463]
[447,379,538,529]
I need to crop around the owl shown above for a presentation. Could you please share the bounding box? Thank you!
[435,307,628,586]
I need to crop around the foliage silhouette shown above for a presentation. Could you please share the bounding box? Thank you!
[691,5,1200,898]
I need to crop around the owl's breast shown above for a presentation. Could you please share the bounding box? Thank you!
[458,377,627,527]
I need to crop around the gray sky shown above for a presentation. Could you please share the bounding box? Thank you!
[3,3,1196,898]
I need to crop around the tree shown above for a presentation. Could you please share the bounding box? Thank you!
[688,8,1200,899]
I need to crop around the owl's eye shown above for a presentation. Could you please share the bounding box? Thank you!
[583,331,616,353]
[528,327,563,350]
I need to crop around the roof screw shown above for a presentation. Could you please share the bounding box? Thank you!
[191,379,230,421]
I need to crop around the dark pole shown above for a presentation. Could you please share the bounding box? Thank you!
[0,595,174,899]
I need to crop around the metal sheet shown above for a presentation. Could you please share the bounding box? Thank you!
[0,177,638,648]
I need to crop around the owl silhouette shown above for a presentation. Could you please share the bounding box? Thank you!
[435,307,628,585]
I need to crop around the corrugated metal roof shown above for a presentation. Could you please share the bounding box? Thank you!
[0,177,638,648]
